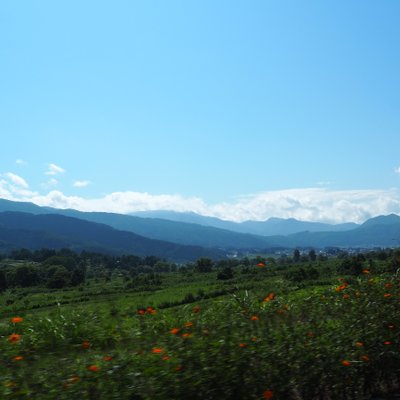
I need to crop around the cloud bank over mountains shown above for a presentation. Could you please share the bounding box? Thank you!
[1,171,400,224]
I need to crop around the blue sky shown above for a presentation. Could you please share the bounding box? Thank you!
[1,1,400,222]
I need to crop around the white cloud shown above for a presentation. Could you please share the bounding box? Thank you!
[73,180,91,188]
[16,159,27,165]
[395,166,400,175]
[4,172,29,188]
[14,187,400,224]
[45,163,65,176]
[1,168,399,224]
[29,190,208,215]
[0,179,12,198]
[0,174,38,200]
[208,188,400,223]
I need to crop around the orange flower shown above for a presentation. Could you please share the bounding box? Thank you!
[355,342,364,347]
[257,262,265,267]
[185,322,193,328]
[336,283,347,292]
[81,341,91,349]
[8,333,21,343]
[192,305,201,313]
[341,360,351,366]
[361,355,370,362]
[137,309,146,315]
[13,356,23,361]
[263,390,274,399]
[362,269,370,274]
[175,365,183,372]
[182,333,191,338]
[146,307,156,314]
[251,337,257,341]
[250,315,259,321]
[263,293,275,302]
[239,343,247,348]
[103,356,113,361]
[170,328,180,335]
[162,355,171,361]
[11,317,23,324]
[385,283,392,288]
[152,347,164,354]
[384,293,392,298]
[384,341,392,345]
[342,294,350,299]
[87,365,99,372]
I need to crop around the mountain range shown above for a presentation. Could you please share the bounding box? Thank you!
[0,211,224,261]
[0,198,399,260]
[132,210,359,235]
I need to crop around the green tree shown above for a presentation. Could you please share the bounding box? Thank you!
[46,265,70,289]
[308,249,317,262]
[217,267,234,280]
[293,249,300,263]
[0,270,7,292]
[14,265,40,287]
[195,257,213,273]
[70,267,85,286]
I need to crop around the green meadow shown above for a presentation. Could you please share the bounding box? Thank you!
[1,250,399,399]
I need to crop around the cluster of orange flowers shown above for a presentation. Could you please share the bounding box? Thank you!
[169,321,194,338]
[137,307,157,315]
[8,317,24,344]
[151,347,175,364]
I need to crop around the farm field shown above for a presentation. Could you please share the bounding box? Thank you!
[1,251,400,399]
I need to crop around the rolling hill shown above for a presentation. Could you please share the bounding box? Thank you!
[0,199,283,249]
[0,211,224,261]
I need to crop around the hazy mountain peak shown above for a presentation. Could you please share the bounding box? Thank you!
[361,213,400,227]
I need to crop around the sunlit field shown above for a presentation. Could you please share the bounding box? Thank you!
[1,252,399,399]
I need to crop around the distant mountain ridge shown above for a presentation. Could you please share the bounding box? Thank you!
[0,199,399,251]
[285,214,400,248]
[0,211,224,261]
[0,199,289,249]
[132,210,359,235]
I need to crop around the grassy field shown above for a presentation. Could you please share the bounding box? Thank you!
[0,255,399,399]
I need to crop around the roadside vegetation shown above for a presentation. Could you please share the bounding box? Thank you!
[0,248,399,399]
